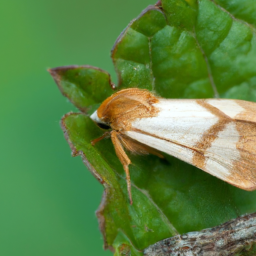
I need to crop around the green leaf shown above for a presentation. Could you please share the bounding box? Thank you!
[113,232,143,256]
[49,65,114,113]
[50,0,256,254]
[61,113,177,251]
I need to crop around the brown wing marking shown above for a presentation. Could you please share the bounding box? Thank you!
[228,121,256,190]
[235,100,256,123]
[191,100,256,190]
[192,100,232,170]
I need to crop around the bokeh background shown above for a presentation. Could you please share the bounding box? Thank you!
[0,1,155,255]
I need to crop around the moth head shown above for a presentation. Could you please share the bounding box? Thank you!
[90,110,111,130]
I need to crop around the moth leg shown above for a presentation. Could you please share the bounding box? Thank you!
[118,134,164,159]
[91,132,110,146]
[111,131,133,205]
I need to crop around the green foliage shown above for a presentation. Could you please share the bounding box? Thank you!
[50,0,256,254]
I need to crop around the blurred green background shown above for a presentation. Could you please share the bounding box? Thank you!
[0,0,155,255]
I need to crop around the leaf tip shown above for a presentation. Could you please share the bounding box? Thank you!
[48,66,66,88]
[155,0,162,6]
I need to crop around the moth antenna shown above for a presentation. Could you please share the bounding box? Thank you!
[91,132,110,146]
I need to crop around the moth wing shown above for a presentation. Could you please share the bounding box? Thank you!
[125,99,256,191]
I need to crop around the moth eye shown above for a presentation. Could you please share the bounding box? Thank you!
[96,122,111,130]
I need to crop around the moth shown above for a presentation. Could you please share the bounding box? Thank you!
[90,88,256,204]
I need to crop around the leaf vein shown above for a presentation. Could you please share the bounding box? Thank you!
[194,28,220,98]
[210,0,256,35]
